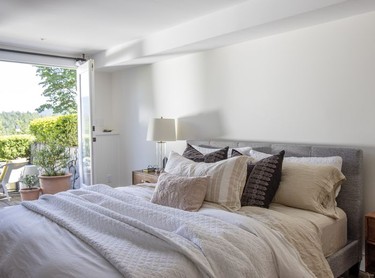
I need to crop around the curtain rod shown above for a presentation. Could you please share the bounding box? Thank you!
[0,48,87,62]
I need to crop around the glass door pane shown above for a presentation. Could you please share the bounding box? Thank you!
[77,60,94,186]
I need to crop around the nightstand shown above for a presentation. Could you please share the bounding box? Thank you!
[365,212,375,273]
[132,170,160,185]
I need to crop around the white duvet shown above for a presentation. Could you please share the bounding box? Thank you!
[0,184,317,278]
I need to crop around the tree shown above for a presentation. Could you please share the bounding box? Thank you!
[0,118,5,135]
[35,66,77,115]
[0,111,40,135]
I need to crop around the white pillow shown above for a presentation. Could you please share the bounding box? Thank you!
[192,145,252,157]
[229,147,252,157]
[248,149,344,200]
[191,145,218,155]
[165,151,249,210]
[285,156,342,170]
[248,150,343,169]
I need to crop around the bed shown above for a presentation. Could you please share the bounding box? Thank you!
[0,140,363,278]
[187,139,364,277]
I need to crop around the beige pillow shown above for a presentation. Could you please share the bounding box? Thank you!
[151,173,209,211]
[164,151,249,210]
[248,149,344,201]
[272,163,346,219]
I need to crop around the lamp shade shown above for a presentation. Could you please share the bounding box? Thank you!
[147,118,176,141]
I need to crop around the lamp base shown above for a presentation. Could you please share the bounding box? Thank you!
[156,141,166,171]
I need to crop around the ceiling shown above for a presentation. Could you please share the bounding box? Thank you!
[0,0,247,56]
[1,0,375,69]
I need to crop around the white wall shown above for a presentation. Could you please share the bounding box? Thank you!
[111,66,158,182]
[110,11,375,214]
[94,72,115,132]
[92,72,121,186]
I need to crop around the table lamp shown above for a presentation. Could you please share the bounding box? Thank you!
[147,117,176,171]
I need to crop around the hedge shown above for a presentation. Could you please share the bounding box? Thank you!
[0,135,35,161]
[29,114,78,147]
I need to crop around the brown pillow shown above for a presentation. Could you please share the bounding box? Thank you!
[240,151,285,208]
[150,173,209,211]
[182,143,228,163]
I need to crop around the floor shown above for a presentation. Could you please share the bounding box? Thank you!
[0,191,21,208]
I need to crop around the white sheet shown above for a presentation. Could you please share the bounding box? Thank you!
[0,205,123,278]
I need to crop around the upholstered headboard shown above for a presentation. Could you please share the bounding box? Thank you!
[187,139,364,277]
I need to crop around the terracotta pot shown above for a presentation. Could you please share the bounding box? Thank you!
[20,187,41,201]
[39,173,72,195]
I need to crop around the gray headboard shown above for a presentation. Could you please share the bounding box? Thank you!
[188,139,364,276]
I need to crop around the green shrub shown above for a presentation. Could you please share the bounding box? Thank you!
[29,114,78,147]
[32,144,71,176]
[0,135,35,161]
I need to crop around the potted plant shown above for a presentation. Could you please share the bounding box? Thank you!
[32,143,72,195]
[19,174,40,201]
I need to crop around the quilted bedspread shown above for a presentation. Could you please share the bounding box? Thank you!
[0,184,315,278]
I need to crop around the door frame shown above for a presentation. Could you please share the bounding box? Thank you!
[76,59,95,186]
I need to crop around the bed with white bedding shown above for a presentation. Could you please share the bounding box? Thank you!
[0,140,363,278]
[1,184,317,278]
[186,139,363,277]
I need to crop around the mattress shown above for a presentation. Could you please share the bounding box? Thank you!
[269,203,347,257]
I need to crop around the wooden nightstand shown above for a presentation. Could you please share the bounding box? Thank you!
[365,212,375,273]
[132,170,160,185]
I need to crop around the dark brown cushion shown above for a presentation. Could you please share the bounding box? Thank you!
[182,143,228,163]
[240,151,285,208]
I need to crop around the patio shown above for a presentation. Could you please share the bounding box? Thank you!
[0,191,21,208]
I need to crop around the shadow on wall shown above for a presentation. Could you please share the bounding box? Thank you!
[177,110,226,140]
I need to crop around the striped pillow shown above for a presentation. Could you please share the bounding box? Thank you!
[165,151,249,210]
